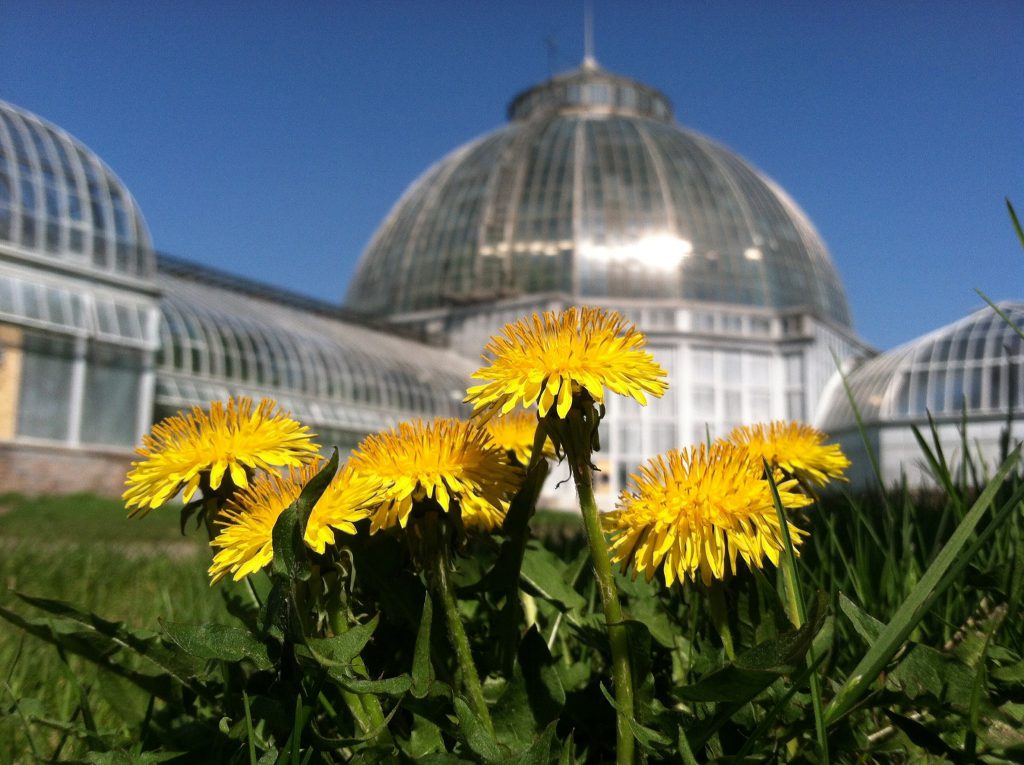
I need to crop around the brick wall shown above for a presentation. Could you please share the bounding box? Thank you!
[0,441,133,498]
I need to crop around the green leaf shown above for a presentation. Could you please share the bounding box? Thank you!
[161,622,272,669]
[492,628,565,749]
[295,448,339,529]
[412,593,435,699]
[992,661,1024,683]
[270,505,311,582]
[884,710,966,762]
[825,448,1023,725]
[598,683,672,751]
[1008,197,1024,250]
[1,596,208,700]
[405,712,445,759]
[888,643,979,714]
[675,593,827,703]
[520,543,586,612]
[505,721,557,765]
[453,695,504,762]
[838,592,884,645]
[305,614,379,666]
[331,673,413,696]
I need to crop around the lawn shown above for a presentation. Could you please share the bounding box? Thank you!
[0,494,226,761]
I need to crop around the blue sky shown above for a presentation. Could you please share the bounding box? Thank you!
[2,1,1021,350]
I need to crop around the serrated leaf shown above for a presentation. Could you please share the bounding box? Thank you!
[306,614,379,667]
[675,593,827,704]
[0,603,205,702]
[826,449,1024,725]
[888,643,978,714]
[331,672,413,696]
[992,661,1024,683]
[161,622,272,669]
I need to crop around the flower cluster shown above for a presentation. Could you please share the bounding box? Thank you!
[126,307,849,591]
[127,397,522,581]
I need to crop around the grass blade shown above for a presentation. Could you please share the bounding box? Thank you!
[764,462,828,764]
[825,446,1022,725]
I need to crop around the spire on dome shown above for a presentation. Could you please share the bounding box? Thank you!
[582,0,598,70]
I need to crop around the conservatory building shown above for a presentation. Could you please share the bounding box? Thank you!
[816,302,1024,488]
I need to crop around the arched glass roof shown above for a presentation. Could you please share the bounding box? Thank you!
[818,302,1024,431]
[156,261,472,435]
[346,63,852,328]
[0,99,153,280]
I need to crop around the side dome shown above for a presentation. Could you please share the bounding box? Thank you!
[0,99,154,279]
[818,302,1024,432]
[346,63,852,328]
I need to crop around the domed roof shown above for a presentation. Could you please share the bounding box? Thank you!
[818,302,1024,431]
[346,63,852,328]
[0,99,154,279]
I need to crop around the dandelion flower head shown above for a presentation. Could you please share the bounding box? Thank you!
[349,418,521,533]
[209,462,372,583]
[483,409,555,466]
[603,443,812,587]
[124,397,318,515]
[465,306,668,420]
[729,421,850,487]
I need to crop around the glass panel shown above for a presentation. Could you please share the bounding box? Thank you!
[80,343,141,446]
[17,332,74,440]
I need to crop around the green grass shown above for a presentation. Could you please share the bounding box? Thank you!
[0,494,226,761]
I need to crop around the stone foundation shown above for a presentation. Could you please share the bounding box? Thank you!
[0,441,134,498]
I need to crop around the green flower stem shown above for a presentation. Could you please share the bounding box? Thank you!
[426,519,495,737]
[565,437,635,765]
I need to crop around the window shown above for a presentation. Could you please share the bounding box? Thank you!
[80,343,141,446]
[17,332,75,441]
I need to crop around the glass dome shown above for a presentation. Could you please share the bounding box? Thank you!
[818,302,1024,430]
[0,99,154,279]
[346,63,851,328]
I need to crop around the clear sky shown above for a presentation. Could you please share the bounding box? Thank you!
[2,1,1021,350]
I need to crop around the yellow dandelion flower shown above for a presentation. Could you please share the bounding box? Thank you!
[482,409,555,466]
[729,421,851,487]
[602,443,812,587]
[208,462,371,583]
[349,418,521,533]
[304,464,377,554]
[465,306,668,420]
[124,397,318,515]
